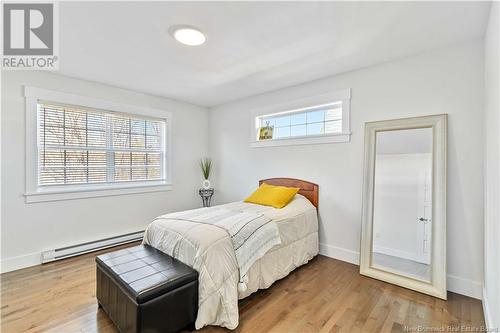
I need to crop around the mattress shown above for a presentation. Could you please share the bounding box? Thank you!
[143,194,318,329]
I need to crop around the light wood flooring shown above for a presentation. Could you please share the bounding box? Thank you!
[1,243,485,333]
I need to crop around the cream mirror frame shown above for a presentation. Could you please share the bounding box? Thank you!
[360,114,447,300]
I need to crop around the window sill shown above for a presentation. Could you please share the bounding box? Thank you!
[250,133,351,148]
[24,181,173,203]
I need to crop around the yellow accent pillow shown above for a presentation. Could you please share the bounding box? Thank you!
[244,183,300,209]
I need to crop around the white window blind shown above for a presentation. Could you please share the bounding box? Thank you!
[37,101,166,186]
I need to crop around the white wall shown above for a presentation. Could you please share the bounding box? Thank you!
[483,2,500,329]
[1,71,209,272]
[209,40,485,299]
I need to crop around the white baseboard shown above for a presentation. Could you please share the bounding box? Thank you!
[1,252,41,273]
[319,243,359,265]
[319,242,483,299]
[446,274,482,300]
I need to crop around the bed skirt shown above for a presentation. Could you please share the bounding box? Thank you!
[239,231,319,299]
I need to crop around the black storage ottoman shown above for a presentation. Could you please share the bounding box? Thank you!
[96,244,198,333]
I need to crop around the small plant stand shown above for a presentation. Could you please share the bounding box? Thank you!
[199,188,214,207]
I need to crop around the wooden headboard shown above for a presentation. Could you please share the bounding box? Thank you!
[259,178,319,209]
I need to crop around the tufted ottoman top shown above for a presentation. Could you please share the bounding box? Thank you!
[96,244,198,304]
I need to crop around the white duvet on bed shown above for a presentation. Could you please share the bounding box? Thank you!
[143,194,318,330]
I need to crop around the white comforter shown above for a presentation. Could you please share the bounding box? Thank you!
[143,195,317,329]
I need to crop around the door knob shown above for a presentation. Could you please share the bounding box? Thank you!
[418,217,429,222]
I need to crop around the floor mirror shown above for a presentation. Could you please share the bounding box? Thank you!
[360,114,447,299]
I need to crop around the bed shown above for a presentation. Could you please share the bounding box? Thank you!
[143,178,319,330]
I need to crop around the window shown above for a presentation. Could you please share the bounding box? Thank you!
[251,89,351,147]
[258,102,342,139]
[38,102,166,186]
[24,87,172,203]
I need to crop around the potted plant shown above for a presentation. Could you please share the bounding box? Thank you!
[200,158,213,189]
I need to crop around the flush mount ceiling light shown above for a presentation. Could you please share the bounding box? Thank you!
[169,25,207,46]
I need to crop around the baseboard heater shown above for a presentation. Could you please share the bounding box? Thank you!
[41,231,144,264]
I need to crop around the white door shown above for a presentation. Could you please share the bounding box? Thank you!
[416,163,432,265]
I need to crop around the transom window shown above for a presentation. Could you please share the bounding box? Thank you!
[252,89,351,147]
[257,101,343,140]
[37,101,166,186]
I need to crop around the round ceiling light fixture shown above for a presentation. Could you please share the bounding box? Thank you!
[169,25,207,46]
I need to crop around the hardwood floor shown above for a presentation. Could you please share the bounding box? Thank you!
[1,243,485,333]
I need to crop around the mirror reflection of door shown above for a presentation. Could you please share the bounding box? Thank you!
[371,127,433,282]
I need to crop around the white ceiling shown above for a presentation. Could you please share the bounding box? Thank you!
[59,2,491,107]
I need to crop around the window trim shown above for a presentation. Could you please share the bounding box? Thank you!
[24,86,173,203]
[250,88,351,147]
